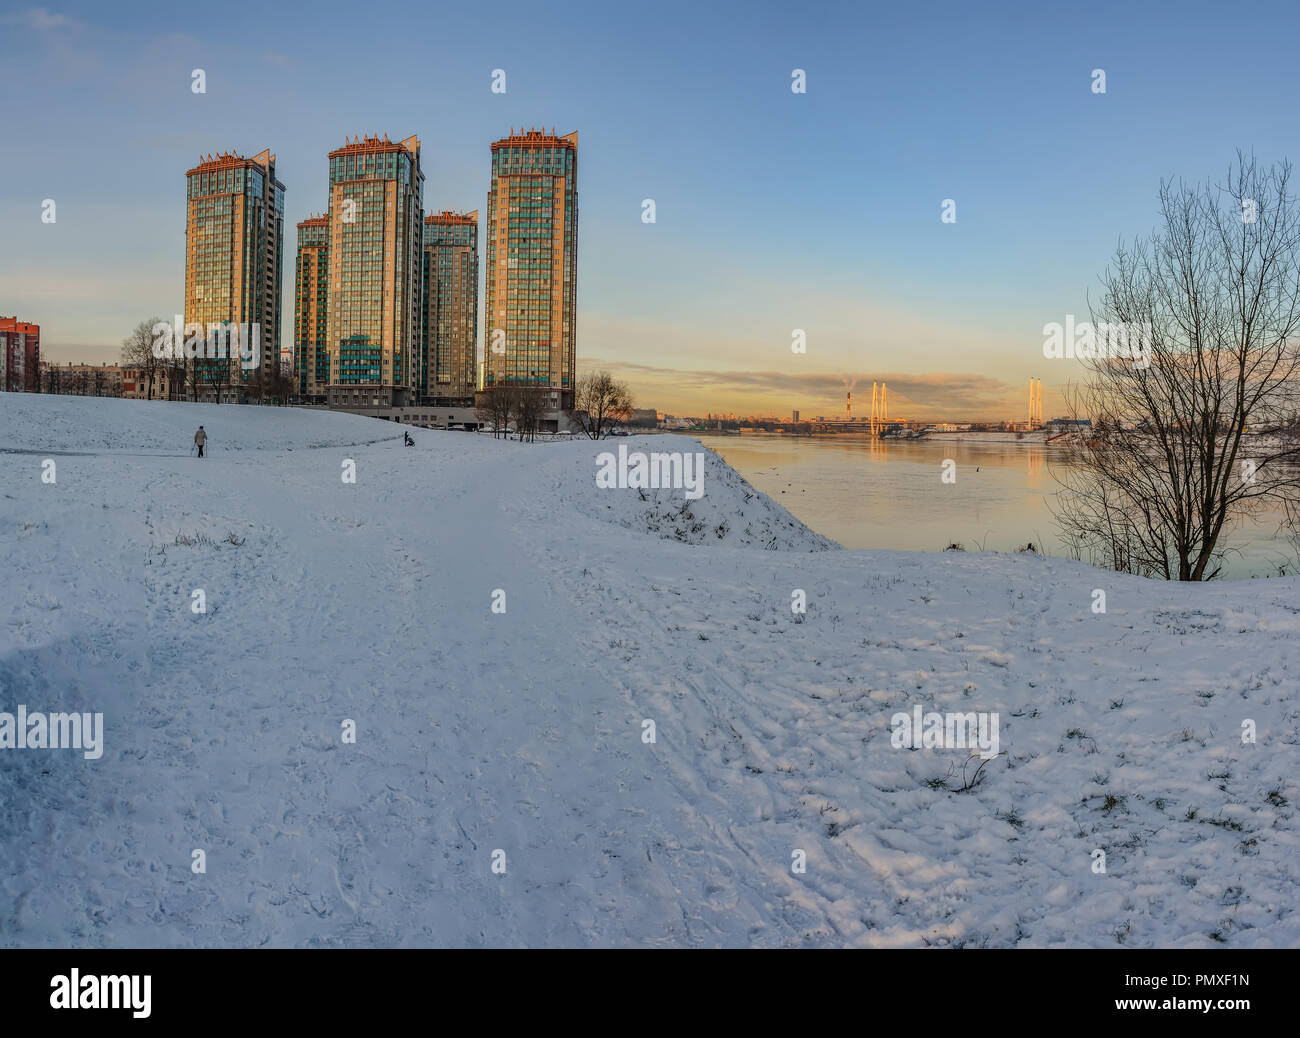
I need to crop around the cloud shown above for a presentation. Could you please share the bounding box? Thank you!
[581,357,1020,417]
[2,7,81,31]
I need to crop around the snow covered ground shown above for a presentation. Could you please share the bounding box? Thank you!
[1,394,1297,947]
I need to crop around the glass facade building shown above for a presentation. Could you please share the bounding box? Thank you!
[420,210,478,406]
[325,134,424,408]
[484,129,578,410]
[184,149,285,401]
[294,215,329,401]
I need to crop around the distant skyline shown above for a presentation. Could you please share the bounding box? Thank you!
[4,0,1300,419]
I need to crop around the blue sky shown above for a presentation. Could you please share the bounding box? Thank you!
[3,0,1299,418]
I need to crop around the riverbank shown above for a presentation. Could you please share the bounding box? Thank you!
[694,432,1296,577]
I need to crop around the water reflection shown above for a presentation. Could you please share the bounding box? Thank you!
[690,432,1292,579]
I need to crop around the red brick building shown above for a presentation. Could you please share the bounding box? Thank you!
[0,316,40,392]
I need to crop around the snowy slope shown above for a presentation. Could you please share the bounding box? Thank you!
[1,394,1297,948]
[542,435,836,551]
[0,395,391,452]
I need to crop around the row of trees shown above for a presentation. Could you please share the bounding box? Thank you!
[1055,152,1300,580]
[476,383,549,441]
[120,317,294,404]
[477,371,633,441]
[41,365,119,397]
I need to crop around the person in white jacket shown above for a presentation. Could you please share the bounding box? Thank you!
[194,426,207,458]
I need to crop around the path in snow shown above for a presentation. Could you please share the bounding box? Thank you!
[1,395,1297,947]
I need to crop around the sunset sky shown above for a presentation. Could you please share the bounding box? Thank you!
[4,0,1299,419]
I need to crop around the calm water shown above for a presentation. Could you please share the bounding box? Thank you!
[690,432,1295,580]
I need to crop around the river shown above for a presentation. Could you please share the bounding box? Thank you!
[690,432,1295,580]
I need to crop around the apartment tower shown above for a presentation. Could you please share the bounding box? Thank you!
[421,210,479,406]
[484,128,578,410]
[325,134,424,407]
[294,215,329,402]
[184,149,285,401]
[0,316,40,392]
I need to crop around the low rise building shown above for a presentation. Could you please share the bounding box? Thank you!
[122,365,180,400]
[40,362,124,397]
[322,402,485,430]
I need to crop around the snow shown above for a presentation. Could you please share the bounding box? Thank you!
[1,393,1297,947]
[0,396,393,453]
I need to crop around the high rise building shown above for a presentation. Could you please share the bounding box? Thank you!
[325,134,424,408]
[420,210,479,406]
[484,128,578,410]
[184,149,285,402]
[294,215,329,402]
[0,316,39,392]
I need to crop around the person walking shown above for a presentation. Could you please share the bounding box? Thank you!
[194,425,207,458]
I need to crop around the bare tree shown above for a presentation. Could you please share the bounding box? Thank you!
[477,383,515,438]
[570,371,632,440]
[120,317,163,399]
[249,359,292,406]
[198,351,230,403]
[515,386,545,442]
[273,359,295,405]
[160,349,187,401]
[181,343,201,402]
[185,323,234,403]
[1054,153,1300,580]
[162,329,197,401]
[244,367,265,404]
